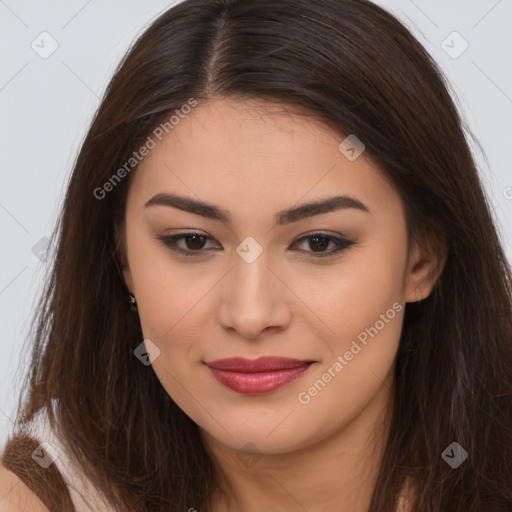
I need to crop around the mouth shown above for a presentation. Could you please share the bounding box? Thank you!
[204,356,316,395]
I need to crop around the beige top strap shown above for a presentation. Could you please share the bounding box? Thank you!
[23,403,114,512]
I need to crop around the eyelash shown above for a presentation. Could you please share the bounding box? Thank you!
[155,232,355,258]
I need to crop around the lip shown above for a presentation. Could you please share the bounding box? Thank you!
[205,357,315,395]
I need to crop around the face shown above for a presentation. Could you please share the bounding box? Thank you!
[121,98,437,455]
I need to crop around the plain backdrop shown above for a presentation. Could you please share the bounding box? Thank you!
[1,0,511,448]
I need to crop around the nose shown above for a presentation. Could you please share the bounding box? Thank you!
[217,252,292,339]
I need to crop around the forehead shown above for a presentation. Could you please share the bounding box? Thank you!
[127,98,400,219]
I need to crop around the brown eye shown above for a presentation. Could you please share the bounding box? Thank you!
[182,234,207,250]
[155,233,219,256]
[291,233,355,257]
[308,236,331,252]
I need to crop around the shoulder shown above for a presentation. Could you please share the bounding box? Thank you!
[1,402,114,512]
[0,462,50,512]
[0,401,76,511]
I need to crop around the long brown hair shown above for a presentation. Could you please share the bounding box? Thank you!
[3,0,512,510]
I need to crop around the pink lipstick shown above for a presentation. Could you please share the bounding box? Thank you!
[205,356,315,395]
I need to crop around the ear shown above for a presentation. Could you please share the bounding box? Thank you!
[115,219,135,295]
[404,219,447,303]
[122,265,134,296]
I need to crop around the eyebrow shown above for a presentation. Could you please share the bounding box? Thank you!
[144,192,370,225]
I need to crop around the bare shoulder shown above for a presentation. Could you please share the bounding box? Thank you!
[0,463,50,512]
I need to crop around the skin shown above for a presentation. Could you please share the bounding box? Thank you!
[120,98,445,511]
[0,465,50,512]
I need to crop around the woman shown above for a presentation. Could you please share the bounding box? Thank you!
[1,0,511,510]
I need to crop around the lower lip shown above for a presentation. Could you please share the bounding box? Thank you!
[207,364,314,395]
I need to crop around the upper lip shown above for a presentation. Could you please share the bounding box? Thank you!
[204,356,314,373]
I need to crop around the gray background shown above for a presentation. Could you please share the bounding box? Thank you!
[1,0,511,447]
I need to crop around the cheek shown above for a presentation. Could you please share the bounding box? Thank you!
[308,275,404,383]
[308,241,406,349]
[298,234,406,402]
[295,265,404,428]
[127,228,212,341]
[136,280,214,356]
